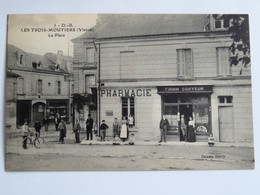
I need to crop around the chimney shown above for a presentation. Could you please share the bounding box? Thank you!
[56,50,63,69]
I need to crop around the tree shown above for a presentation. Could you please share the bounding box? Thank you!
[214,14,250,74]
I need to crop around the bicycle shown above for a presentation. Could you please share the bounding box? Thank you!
[23,131,45,148]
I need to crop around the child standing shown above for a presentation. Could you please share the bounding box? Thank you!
[100,120,109,142]
[22,122,30,149]
[208,133,215,147]
[128,133,135,145]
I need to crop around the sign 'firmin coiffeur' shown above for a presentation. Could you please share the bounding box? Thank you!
[157,85,213,94]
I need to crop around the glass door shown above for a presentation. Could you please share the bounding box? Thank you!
[163,104,179,132]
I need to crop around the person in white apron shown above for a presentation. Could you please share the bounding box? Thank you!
[120,117,128,142]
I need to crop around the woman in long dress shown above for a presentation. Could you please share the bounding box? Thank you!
[120,116,128,142]
[187,117,196,142]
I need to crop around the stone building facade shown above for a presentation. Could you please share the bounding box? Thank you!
[72,14,253,143]
[6,44,73,127]
[71,30,98,128]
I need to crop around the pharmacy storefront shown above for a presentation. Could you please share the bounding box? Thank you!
[100,85,213,141]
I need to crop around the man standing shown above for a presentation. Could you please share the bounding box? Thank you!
[34,120,42,138]
[159,115,169,143]
[85,114,94,140]
[113,118,120,137]
[73,119,81,143]
[58,119,67,144]
[55,112,61,131]
[43,116,49,132]
[180,115,187,141]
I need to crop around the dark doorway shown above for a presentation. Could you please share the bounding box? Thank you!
[33,103,45,124]
[17,101,31,126]
[179,104,193,141]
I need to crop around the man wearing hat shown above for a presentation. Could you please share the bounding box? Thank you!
[85,114,94,140]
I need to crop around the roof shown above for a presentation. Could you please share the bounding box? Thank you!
[7,44,68,73]
[44,53,73,63]
[73,14,209,41]
[6,71,21,77]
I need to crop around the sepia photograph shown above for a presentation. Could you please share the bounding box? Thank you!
[4,13,255,171]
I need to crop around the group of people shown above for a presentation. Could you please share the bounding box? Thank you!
[159,114,215,146]
[74,114,135,145]
[159,114,196,143]
[179,115,196,142]
[22,119,46,149]
[21,113,215,149]
[21,114,67,149]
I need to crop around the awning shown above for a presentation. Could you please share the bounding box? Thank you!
[32,99,47,105]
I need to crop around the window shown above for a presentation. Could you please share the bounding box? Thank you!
[177,49,193,78]
[19,55,23,65]
[85,75,96,94]
[17,77,25,94]
[57,81,61,95]
[215,18,230,29]
[16,53,25,66]
[37,79,42,94]
[85,47,94,63]
[217,47,231,76]
[218,96,233,105]
[122,97,135,125]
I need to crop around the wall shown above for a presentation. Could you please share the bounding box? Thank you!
[98,33,253,143]
[100,35,251,81]
[211,84,253,143]
[12,70,70,99]
[100,87,161,141]
[73,41,97,94]
[5,77,17,130]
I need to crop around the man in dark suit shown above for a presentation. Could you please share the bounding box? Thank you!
[159,115,169,143]
[86,114,94,140]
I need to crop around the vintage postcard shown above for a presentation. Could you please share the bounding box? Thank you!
[5,14,254,171]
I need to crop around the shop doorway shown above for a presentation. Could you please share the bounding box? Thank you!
[17,100,31,126]
[33,103,46,124]
[179,104,193,140]
[219,106,234,142]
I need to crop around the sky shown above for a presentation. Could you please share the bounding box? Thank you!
[7,14,97,56]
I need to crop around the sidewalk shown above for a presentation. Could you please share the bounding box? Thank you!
[6,124,254,148]
[80,139,254,148]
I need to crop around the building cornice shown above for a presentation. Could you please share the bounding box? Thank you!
[95,30,231,44]
[8,65,70,75]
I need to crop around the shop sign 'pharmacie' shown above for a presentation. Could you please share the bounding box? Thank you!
[101,89,152,97]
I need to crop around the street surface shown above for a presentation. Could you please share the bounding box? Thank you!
[5,126,255,171]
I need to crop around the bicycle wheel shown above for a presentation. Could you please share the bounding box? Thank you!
[23,137,33,148]
[34,137,45,148]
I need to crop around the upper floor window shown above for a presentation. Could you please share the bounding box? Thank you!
[57,81,61,95]
[85,75,96,94]
[16,52,25,66]
[17,77,25,94]
[85,47,94,63]
[177,49,193,78]
[214,18,231,29]
[37,79,42,94]
[217,47,231,77]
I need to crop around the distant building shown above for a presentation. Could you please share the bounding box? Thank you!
[6,44,73,127]
[73,14,253,143]
[5,70,20,130]
[71,29,97,128]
